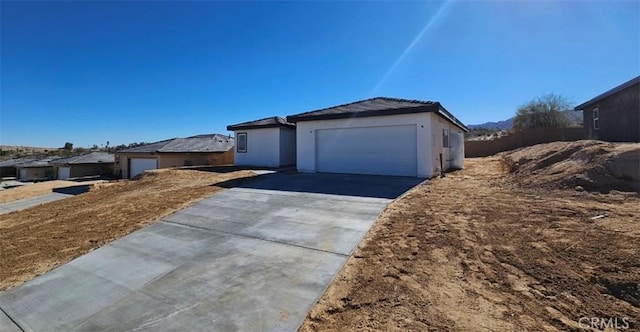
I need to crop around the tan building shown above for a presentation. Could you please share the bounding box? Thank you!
[15,157,57,181]
[116,134,234,178]
[51,152,115,179]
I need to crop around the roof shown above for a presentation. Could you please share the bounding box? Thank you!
[574,76,640,110]
[52,152,115,165]
[119,134,234,153]
[286,97,468,131]
[227,116,295,131]
[15,156,61,168]
[0,157,39,167]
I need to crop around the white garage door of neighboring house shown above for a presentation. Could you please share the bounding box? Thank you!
[316,125,418,177]
[58,167,71,180]
[130,158,158,178]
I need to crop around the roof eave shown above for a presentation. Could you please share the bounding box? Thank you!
[287,104,439,123]
[227,123,295,131]
[574,76,640,111]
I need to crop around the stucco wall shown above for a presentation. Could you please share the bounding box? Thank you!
[295,113,435,178]
[581,83,639,142]
[429,113,465,175]
[19,167,53,181]
[116,151,231,178]
[68,163,114,178]
[233,128,281,167]
[279,128,296,166]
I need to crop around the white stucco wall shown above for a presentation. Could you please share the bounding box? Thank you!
[295,113,435,178]
[233,128,281,167]
[429,113,465,175]
[279,128,296,166]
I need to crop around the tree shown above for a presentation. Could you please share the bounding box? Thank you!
[511,93,572,131]
[63,142,73,150]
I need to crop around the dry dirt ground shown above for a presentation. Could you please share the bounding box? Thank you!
[301,144,639,331]
[0,180,105,204]
[0,168,254,290]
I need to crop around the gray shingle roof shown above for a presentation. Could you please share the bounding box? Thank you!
[15,157,61,168]
[286,97,468,131]
[0,157,39,167]
[52,152,115,165]
[119,134,234,153]
[227,116,295,131]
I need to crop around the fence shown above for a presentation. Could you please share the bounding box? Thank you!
[465,127,585,158]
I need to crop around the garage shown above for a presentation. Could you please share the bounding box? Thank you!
[57,167,71,180]
[129,158,157,178]
[316,125,417,176]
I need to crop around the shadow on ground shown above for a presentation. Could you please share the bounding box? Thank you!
[52,185,92,195]
[215,172,425,199]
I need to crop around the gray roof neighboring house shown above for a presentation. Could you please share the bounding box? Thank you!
[0,157,39,167]
[574,76,640,110]
[15,157,61,168]
[119,134,234,153]
[227,116,295,131]
[52,152,115,165]
[286,97,468,131]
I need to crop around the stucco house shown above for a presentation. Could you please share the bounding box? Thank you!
[51,152,115,179]
[0,157,38,179]
[226,117,296,168]
[574,76,640,142]
[227,97,468,178]
[116,134,234,178]
[15,157,59,181]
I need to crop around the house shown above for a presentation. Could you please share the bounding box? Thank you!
[51,152,115,179]
[226,97,468,178]
[15,157,59,181]
[574,76,640,142]
[0,157,38,179]
[116,134,234,178]
[226,117,296,168]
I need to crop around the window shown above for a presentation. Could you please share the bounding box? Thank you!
[236,133,247,153]
[442,129,449,148]
[593,108,599,130]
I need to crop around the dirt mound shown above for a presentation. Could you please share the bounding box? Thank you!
[501,140,640,192]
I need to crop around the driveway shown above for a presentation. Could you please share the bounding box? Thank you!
[0,173,422,331]
[0,185,92,215]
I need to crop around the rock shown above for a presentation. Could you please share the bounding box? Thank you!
[575,185,585,192]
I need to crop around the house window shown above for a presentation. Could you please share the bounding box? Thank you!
[237,133,247,153]
[443,129,449,148]
[593,108,599,130]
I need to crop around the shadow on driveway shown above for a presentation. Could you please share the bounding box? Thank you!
[52,185,92,195]
[216,172,425,199]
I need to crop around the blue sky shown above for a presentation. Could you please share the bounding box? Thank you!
[1,1,638,148]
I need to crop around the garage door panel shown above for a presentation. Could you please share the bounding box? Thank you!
[130,159,158,178]
[58,167,71,180]
[316,125,417,177]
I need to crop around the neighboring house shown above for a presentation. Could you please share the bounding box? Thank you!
[15,157,59,181]
[0,157,38,179]
[228,97,468,178]
[51,152,115,179]
[226,116,296,168]
[116,134,234,178]
[574,76,640,142]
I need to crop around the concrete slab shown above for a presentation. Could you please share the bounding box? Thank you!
[0,173,423,331]
[0,308,21,332]
[0,192,72,215]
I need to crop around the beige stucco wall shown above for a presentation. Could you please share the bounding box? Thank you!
[19,167,54,181]
[68,163,114,178]
[116,149,234,178]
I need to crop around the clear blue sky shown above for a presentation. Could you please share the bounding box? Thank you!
[1,1,638,148]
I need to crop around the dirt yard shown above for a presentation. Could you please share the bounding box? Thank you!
[0,180,105,204]
[301,148,639,331]
[0,168,254,290]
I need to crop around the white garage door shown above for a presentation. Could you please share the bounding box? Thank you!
[316,125,417,177]
[19,169,27,181]
[130,158,157,178]
[58,167,71,180]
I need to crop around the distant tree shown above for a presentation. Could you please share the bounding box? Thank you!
[91,144,99,150]
[511,93,572,131]
[63,142,74,150]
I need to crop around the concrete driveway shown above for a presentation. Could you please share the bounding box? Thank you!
[0,185,92,215]
[0,172,422,331]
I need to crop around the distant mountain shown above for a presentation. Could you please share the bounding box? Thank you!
[468,110,583,130]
